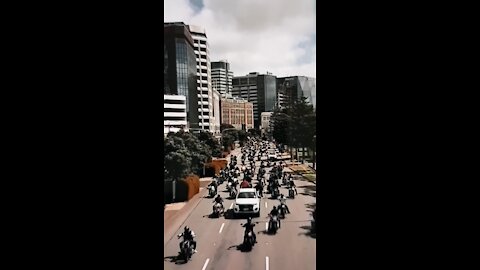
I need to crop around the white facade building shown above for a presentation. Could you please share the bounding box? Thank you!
[189,25,214,133]
[261,112,273,135]
[164,95,188,136]
[212,88,221,135]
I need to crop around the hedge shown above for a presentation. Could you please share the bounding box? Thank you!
[205,159,228,176]
[184,174,200,200]
[164,174,201,203]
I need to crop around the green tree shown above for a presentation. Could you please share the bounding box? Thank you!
[271,97,316,161]
[195,131,222,158]
[220,123,235,132]
[164,136,191,182]
[237,130,248,146]
[169,130,211,174]
[222,133,235,151]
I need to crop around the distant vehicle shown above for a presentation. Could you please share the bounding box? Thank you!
[233,188,261,217]
[267,149,277,160]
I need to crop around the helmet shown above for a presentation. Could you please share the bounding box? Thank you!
[184,226,190,232]
[247,217,252,223]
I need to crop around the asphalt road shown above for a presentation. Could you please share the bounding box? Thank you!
[164,146,316,270]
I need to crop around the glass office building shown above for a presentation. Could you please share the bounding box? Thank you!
[164,22,199,129]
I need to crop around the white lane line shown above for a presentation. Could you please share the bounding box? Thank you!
[266,256,269,270]
[265,202,267,208]
[219,223,225,234]
[265,222,268,231]
[202,258,210,270]
[229,203,234,209]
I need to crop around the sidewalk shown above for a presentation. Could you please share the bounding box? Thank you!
[164,177,212,213]
[164,186,208,246]
[164,149,240,245]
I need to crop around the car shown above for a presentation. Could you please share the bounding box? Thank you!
[233,188,261,217]
[267,150,277,160]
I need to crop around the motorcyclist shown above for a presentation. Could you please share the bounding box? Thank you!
[271,180,279,196]
[242,217,257,244]
[279,194,291,214]
[269,206,281,228]
[288,179,298,195]
[254,181,263,197]
[178,226,197,253]
[213,194,224,211]
[240,178,251,188]
[208,181,217,194]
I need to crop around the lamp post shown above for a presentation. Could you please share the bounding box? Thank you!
[312,135,316,170]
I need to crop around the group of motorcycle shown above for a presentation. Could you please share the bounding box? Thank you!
[176,138,313,261]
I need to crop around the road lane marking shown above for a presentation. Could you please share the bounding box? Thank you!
[265,202,267,208]
[229,203,233,209]
[219,223,225,234]
[202,258,210,270]
[265,222,268,231]
[266,256,269,270]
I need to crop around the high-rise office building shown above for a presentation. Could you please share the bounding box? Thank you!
[164,22,199,129]
[211,60,233,96]
[232,72,277,128]
[188,25,214,133]
[276,76,316,109]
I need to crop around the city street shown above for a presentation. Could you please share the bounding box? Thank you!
[164,148,316,270]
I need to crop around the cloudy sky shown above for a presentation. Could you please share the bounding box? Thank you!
[164,0,316,78]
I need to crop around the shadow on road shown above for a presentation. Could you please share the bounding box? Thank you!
[297,185,316,197]
[164,255,187,265]
[298,225,316,239]
[202,212,224,219]
[224,209,238,219]
[227,243,254,252]
[305,202,316,211]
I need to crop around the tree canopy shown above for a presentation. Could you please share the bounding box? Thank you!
[164,130,219,181]
[271,97,316,150]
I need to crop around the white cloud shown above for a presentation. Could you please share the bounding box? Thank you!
[164,0,316,78]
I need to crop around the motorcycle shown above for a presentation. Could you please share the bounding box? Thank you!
[227,182,233,192]
[178,238,193,261]
[279,204,287,219]
[272,188,280,198]
[230,188,236,198]
[209,186,216,198]
[212,203,224,217]
[288,187,295,199]
[268,214,279,234]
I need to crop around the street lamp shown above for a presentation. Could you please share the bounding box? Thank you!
[312,135,316,170]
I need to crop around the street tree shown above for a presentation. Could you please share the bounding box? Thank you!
[195,131,222,158]
[164,136,191,182]
[168,130,211,175]
[271,97,316,161]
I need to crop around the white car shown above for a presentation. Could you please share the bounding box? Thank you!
[267,150,277,160]
[233,188,261,217]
